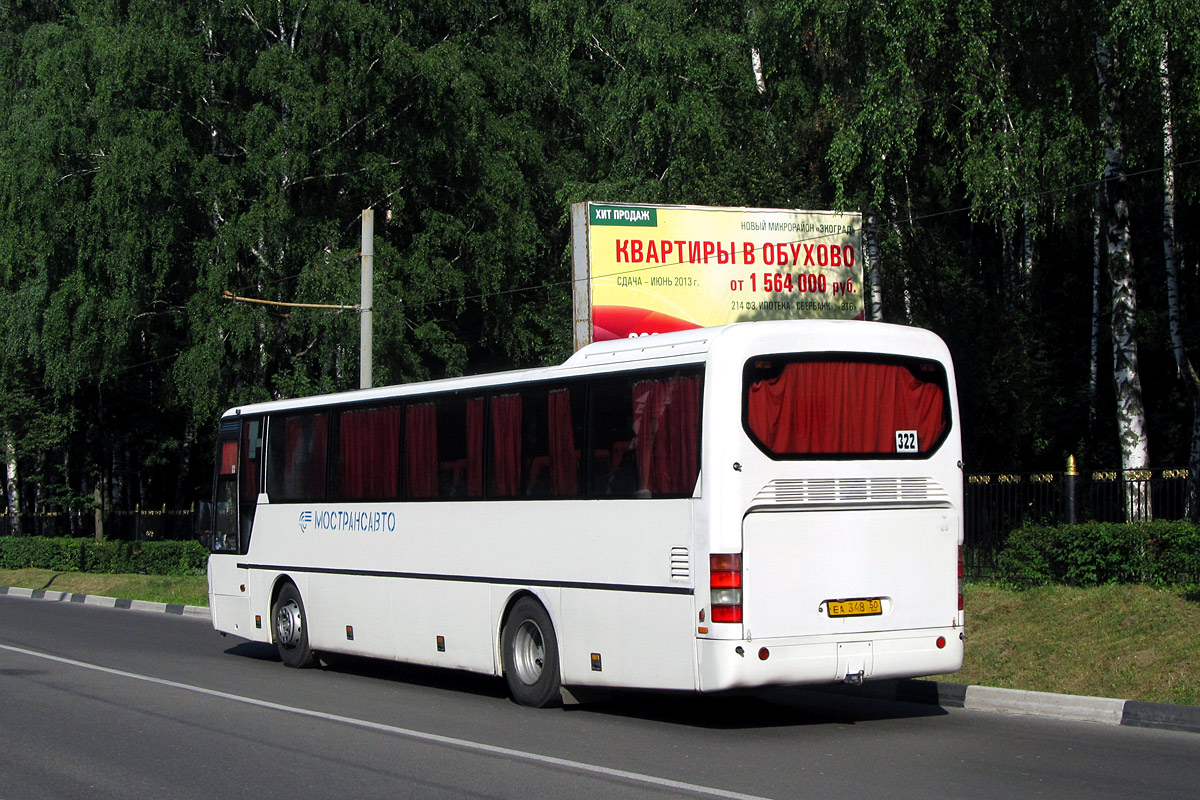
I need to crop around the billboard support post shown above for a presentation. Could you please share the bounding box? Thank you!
[570,203,593,351]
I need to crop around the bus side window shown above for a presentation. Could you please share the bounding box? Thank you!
[523,386,583,499]
[589,377,639,498]
[339,405,402,500]
[405,402,438,499]
[589,371,702,499]
[267,412,329,502]
[631,373,701,498]
[433,395,484,499]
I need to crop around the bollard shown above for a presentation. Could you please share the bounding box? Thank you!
[1065,455,1078,524]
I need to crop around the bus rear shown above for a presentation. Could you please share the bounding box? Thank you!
[697,321,963,691]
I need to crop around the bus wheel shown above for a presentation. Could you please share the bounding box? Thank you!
[502,597,561,708]
[272,583,315,668]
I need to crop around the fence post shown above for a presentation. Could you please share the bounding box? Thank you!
[1065,454,1078,524]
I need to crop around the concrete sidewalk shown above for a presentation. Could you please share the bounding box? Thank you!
[4,583,1198,734]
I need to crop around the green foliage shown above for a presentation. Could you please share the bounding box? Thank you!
[997,521,1200,587]
[0,536,85,572]
[0,0,1198,512]
[0,537,207,576]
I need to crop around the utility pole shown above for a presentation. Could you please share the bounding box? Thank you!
[360,208,374,389]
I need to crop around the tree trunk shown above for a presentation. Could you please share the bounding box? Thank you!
[5,434,19,535]
[1002,218,1018,305]
[746,2,766,95]
[1089,183,1105,425]
[1021,202,1035,299]
[1097,35,1151,521]
[865,206,883,321]
[1158,36,1200,521]
[175,419,195,510]
[93,482,104,542]
[65,451,77,537]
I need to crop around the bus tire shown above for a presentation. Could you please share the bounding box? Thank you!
[272,582,316,669]
[502,597,561,708]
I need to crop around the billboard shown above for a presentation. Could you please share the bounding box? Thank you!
[571,202,864,349]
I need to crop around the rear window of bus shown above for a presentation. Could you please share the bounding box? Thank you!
[743,354,950,459]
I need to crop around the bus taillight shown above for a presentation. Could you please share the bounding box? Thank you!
[710,553,743,623]
[958,545,965,611]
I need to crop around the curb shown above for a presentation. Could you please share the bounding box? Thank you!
[878,678,1200,735]
[4,585,1197,734]
[0,584,210,620]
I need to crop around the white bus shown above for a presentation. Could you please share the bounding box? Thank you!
[205,320,964,707]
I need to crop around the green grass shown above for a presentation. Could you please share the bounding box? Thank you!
[930,582,1200,706]
[0,568,208,608]
[3,570,1197,706]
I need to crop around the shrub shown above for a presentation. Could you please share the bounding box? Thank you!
[997,520,1200,587]
[0,537,207,576]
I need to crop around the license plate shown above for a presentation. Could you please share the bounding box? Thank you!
[826,598,883,618]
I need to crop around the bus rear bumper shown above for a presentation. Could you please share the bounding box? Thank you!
[696,628,964,692]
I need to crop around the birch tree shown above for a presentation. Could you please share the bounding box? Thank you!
[1096,27,1151,518]
[1155,17,1200,519]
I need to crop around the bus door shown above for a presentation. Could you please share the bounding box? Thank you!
[208,416,262,636]
[212,416,263,554]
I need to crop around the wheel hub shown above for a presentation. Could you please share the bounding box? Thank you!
[276,599,302,648]
[512,620,545,686]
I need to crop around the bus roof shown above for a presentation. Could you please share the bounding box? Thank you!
[220,320,947,419]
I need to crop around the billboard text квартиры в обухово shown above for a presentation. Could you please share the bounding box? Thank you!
[570,202,865,349]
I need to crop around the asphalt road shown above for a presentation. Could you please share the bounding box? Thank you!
[1,596,1197,799]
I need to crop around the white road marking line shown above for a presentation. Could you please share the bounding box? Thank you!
[0,642,771,800]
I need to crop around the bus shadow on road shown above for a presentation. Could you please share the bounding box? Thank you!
[223,641,511,700]
[222,641,951,728]
[573,683,951,730]
[222,641,280,662]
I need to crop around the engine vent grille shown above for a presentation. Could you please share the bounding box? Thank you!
[669,546,690,581]
[752,476,951,508]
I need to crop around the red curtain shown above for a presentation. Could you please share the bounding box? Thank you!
[632,376,701,496]
[405,403,438,498]
[466,396,484,498]
[491,393,522,497]
[548,389,578,496]
[220,440,238,476]
[240,423,259,502]
[746,361,945,454]
[340,407,401,499]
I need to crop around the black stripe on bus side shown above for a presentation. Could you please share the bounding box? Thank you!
[235,562,694,596]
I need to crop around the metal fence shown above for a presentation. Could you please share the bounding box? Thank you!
[0,506,196,541]
[965,467,1196,576]
[1,468,1196,566]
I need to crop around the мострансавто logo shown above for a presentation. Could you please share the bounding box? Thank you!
[298,509,397,534]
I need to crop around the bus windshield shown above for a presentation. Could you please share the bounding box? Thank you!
[743,354,949,458]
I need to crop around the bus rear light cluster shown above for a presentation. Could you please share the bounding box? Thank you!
[710,553,743,623]
[958,545,965,611]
